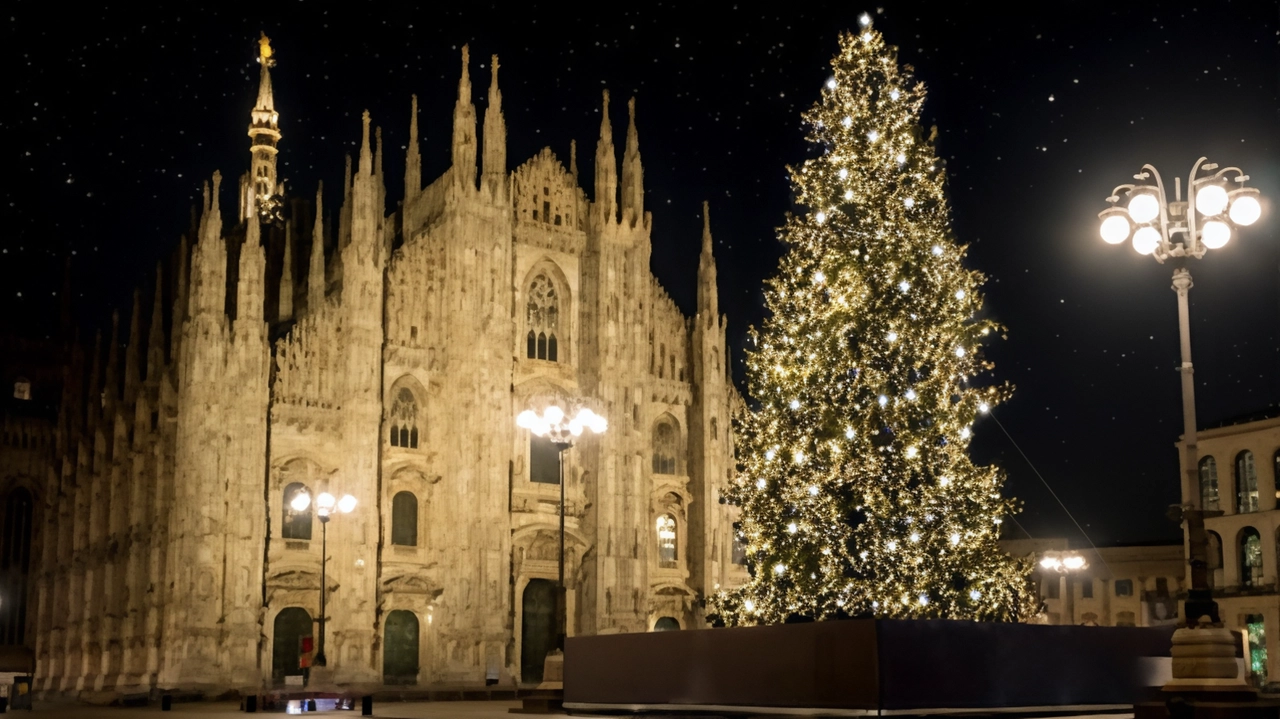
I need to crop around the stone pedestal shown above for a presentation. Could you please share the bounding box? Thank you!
[1164,622,1255,698]
[307,666,336,690]
[536,650,563,691]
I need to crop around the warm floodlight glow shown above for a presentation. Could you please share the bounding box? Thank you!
[544,405,565,424]
[1229,194,1261,226]
[1132,226,1160,255]
[1128,192,1160,224]
[290,491,311,512]
[1194,184,1229,217]
[337,494,357,514]
[1100,214,1131,244]
[516,410,537,429]
[1200,220,1231,249]
[1062,554,1087,570]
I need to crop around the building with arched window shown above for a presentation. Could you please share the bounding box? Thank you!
[1178,412,1280,685]
[1002,538,1184,630]
[3,44,747,697]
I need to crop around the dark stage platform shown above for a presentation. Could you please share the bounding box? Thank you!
[564,619,1186,716]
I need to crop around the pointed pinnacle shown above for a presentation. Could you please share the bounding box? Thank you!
[600,90,613,144]
[409,94,419,143]
[702,201,713,254]
[359,111,373,175]
[626,96,639,150]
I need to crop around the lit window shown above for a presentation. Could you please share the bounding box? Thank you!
[731,532,747,566]
[657,514,677,567]
[1199,456,1220,511]
[12,379,30,401]
[282,483,312,540]
[1237,451,1259,513]
[1241,528,1263,588]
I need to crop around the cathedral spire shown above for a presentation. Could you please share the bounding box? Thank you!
[192,173,228,318]
[247,33,282,221]
[86,329,103,433]
[123,288,142,406]
[359,111,373,177]
[698,201,719,321]
[279,219,295,321]
[621,97,644,226]
[451,45,477,189]
[147,262,166,382]
[339,155,353,249]
[170,234,188,362]
[103,310,121,418]
[405,95,421,197]
[236,186,266,330]
[481,54,506,194]
[308,182,326,313]
[569,139,579,182]
[594,90,617,225]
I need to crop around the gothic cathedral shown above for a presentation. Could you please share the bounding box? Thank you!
[5,42,747,694]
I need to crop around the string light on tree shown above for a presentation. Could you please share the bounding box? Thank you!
[709,21,1033,626]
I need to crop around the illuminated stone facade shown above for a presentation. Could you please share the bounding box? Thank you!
[7,44,747,695]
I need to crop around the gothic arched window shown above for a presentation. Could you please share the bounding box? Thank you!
[1241,527,1263,587]
[1199,456,1220,511]
[652,421,677,475]
[1237,450,1259,513]
[389,388,419,449]
[391,491,418,546]
[282,482,312,540]
[12,378,30,401]
[526,274,560,362]
[657,514,678,567]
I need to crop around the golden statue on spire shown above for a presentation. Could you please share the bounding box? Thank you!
[258,32,275,67]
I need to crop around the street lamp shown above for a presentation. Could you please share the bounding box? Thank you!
[290,489,357,667]
[515,404,607,654]
[1098,158,1262,625]
[1100,159,1263,692]
[1039,551,1088,573]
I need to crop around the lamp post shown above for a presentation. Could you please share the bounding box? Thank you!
[1099,158,1262,690]
[290,489,357,667]
[516,404,607,655]
[1039,551,1088,625]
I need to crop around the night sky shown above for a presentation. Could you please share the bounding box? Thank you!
[4,3,1278,546]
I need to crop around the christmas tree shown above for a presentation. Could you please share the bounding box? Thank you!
[712,23,1033,626]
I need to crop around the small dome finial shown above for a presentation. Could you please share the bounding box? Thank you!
[258,32,275,66]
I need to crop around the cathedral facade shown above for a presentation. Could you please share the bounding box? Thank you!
[8,43,747,694]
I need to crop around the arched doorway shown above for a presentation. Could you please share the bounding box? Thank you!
[521,579,555,684]
[271,607,312,686]
[383,610,420,685]
[654,616,680,631]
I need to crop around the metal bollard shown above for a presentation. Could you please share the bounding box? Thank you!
[243,694,257,713]
[161,695,172,711]
[361,695,373,716]
[305,699,317,712]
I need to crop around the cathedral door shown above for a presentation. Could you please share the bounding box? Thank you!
[521,579,555,684]
[271,607,312,686]
[383,610,420,685]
